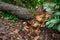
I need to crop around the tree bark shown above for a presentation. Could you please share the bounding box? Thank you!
[0,2,34,20]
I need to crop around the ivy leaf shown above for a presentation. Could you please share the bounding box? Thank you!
[47,23,55,28]
[46,19,60,30]
[12,18,19,23]
[57,25,60,31]
[46,19,59,25]
[54,12,60,16]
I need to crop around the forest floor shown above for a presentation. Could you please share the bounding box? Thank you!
[0,13,60,40]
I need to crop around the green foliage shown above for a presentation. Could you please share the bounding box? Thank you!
[1,12,19,23]
[18,0,47,10]
[46,12,60,31]
[57,25,60,31]
[0,0,14,4]
[43,2,56,11]
[0,0,60,10]
[0,0,47,10]
[41,0,60,32]
[18,0,42,10]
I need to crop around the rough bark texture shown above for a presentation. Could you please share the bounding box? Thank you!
[0,2,34,20]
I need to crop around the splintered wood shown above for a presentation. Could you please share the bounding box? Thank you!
[28,12,50,28]
[34,11,51,27]
[35,12,49,22]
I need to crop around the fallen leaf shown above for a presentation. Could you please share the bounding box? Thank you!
[14,29,19,34]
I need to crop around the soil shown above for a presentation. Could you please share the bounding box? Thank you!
[0,14,60,40]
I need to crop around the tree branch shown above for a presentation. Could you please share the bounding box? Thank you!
[0,2,34,20]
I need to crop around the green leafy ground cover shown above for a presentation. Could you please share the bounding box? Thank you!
[1,12,19,23]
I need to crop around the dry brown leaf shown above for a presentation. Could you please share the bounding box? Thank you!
[23,22,28,26]
[24,26,29,31]
[34,36,40,40]
[52,33,59,38]
[13,29,19,34]
[32,29,38,33]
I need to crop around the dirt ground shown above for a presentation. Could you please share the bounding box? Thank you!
[0,15,60,40]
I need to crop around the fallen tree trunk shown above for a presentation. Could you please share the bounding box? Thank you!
[0,2,34,20]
